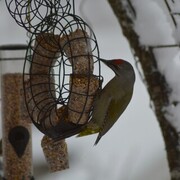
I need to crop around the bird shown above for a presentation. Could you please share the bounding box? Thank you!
[77,58,135,145]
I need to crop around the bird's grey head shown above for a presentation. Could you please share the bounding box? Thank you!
[100,58,135,83]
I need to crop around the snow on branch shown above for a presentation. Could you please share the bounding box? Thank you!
[163,0,180,42]
[108,0,180,179]
[128,0,180,132]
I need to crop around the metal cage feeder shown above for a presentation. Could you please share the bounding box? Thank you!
[23,13,103,140]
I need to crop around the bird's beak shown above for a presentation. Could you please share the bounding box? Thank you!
[99,59,113,70]
[99,58,108,65]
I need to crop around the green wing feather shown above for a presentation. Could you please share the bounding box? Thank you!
[77,121,100,137]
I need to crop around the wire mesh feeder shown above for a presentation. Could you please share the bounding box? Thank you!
[5,0,74,34]
[23,13,103,140]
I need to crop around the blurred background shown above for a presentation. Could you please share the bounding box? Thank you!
[0,0,170,179]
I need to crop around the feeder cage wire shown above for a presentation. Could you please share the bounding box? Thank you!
[5,0,74,34]
[9,0,105,140]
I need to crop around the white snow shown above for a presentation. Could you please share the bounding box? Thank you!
[0,0,172,180]
[133,0,180,132]
[132,0,175,46]
[171,1,180,13]
[168,0,180,42]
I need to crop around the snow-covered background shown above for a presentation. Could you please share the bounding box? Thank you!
[0,0,174,179]
[132,0,180,133]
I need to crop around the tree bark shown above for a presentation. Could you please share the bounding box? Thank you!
[107,0,180,179]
